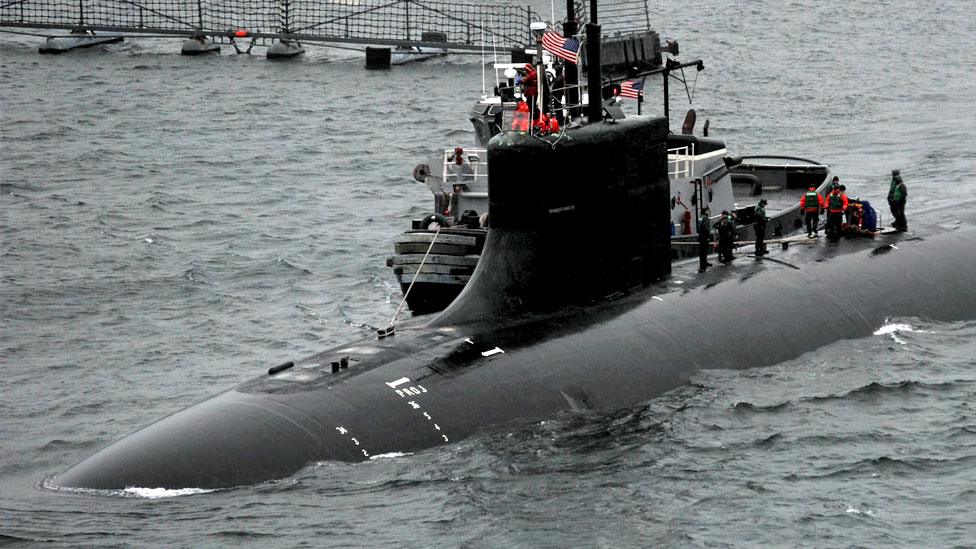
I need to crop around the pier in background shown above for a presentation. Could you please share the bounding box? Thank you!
[0,0,538,59]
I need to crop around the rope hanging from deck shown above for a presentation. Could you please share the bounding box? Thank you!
[382,224,441,337]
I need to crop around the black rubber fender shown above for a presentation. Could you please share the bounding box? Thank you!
[422,213,452,229]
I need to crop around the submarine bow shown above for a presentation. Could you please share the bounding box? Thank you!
[56,118,976,490]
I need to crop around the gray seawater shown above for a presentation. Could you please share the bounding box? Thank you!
[2,0,975,546]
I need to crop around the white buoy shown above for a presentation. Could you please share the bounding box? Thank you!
[181,30,220,55]
[266,39,304,59]
[38,27,123,54]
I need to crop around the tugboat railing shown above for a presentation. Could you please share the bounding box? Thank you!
[441,148,488,188]
[668,144,696,179]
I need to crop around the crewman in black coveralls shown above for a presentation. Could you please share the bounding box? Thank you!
[697,208,712,273]
[716,210,736,264]
[754,199,769,255]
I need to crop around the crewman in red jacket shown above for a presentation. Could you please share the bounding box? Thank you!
[799,185,824,238]
[824,185,849,240]
[520,63,538,116]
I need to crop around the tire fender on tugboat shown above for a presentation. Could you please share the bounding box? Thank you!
[422,213,452,229]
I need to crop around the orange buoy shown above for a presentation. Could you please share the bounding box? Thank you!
[234,29,249,38]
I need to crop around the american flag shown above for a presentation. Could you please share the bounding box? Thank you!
[541,31,580,64]
[619,79,643,99]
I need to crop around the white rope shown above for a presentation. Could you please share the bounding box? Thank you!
[384,225,442,333]
[481,26,486,97]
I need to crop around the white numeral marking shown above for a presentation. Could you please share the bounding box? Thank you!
[386,377,411,389]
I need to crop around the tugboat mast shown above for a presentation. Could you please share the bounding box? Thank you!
[562,0,581,120]
[585,0,603,124]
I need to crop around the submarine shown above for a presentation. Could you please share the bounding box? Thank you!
[56,17,976,491]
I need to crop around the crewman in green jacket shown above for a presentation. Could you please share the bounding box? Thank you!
[697,208,712,273]
[887,169,908,231]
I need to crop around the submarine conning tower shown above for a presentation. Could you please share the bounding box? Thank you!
[434,116,672,325]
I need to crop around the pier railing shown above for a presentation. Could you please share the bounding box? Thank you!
[0,0,537,50]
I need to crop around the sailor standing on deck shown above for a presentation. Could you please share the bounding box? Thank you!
[518,64,538,117]
[824,183,849,240]
[839,184,852,224]
[754,199,769,255]
[800,185,825,238]
[888,169,908,231]
[716,210,736,264]
[447,147,469,217]
[697,208,713,273]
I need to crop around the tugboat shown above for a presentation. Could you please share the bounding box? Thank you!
[389,44,841,314]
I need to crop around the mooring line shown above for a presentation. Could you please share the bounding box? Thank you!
[383,225,442,335]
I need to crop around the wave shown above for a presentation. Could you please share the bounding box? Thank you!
[801,378,964,405]
[122,486,216,499]
[273,257,313,275]
[210,530,276,539]
[731,400,792,413]
[945,424,976,439]
[181,266,209,284]
[792,454,976,480]
[40,475,216,498]
[38,438,95,453]
[752,432,784,448]
[0,533,44,544]
[873,321,919,336]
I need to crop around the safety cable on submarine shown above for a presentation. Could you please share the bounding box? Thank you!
[379,225,442,338]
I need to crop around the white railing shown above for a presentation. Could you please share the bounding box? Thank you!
[668,144,696,179]
[441,148,488,187]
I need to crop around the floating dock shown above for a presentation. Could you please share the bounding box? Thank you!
[1,0,537,60]
[2,0,656,63]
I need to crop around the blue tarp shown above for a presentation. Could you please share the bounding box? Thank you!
[860,200,879,230]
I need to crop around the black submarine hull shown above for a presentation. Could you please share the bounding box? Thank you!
[56,117,976,490]
[56,228,976,490]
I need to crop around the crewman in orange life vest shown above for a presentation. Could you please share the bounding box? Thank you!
[824,183,849,240]
[511,100,530,132]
